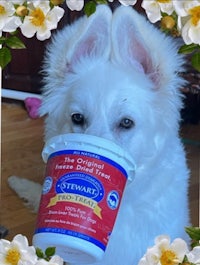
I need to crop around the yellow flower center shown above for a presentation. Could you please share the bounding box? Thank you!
[5,248,21,265]
[189,5,200,26]
[16,5,28,17]
[161,16,176,29]
[160,250,178,265]
[157,0,171,3]
[51,0,64,5]
[0,5,6,15]
[30,7,45,26]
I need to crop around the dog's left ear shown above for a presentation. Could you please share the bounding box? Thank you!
[112,6,165,88]
[69,5,112,68]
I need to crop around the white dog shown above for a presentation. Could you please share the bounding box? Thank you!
[8,5,190,265]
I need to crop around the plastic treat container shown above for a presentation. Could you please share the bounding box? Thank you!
[33,133,135,264]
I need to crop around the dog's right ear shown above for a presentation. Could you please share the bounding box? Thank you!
[67,5,112,70]
[40,5,112,116]
[43,5,111,81]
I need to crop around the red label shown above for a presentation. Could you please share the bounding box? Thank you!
[35,150,127,251]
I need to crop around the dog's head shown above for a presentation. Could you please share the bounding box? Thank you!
[40,5,185,166]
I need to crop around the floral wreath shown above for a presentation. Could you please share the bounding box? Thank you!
[0,1,200,264]
[0,227,199,265]
[0,0,200,70]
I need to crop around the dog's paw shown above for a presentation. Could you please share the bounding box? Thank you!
[8,176,42,212]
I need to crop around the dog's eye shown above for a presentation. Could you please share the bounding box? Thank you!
[71,113,85,125]
[119,118,134,129]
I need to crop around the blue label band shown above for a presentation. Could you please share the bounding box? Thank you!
[35,228,106,251]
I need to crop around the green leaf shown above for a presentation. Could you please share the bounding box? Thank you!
[35,247,45,259]
[8,30,18,36]
[0,47,12,68]
[5,36,26,49]
[45,247,56,257]
[191,52,200,72]
[185,227,200,241]
[182,255,189,263]
[191,241,200,248]
[84,1,96,17]
[178,43,199,54]
[0,36,7,45]
[96,0,107,4]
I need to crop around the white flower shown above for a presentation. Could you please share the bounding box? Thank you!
[0,1,22,33]
[108,0,137,4]
[35,255,64,265]
[20,1,64,41]
[10,0,25,4]
[173,0,200,17]
[141,0,174,23]
[66,0,84,11]
[0,234,37,265]
[118,0,137,6]
[187,246,200,264]
[138,235,189,265]
[174,0,200,45]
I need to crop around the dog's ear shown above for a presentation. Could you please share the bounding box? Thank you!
[111,6,173,88]
[112,7,151,73]
[68,5,112,68]
[43,5,111,81]
[40,5,112,116]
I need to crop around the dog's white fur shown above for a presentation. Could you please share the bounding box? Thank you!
[8,5,190,265]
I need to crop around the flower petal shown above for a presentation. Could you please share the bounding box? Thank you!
[20,18,37,38]
[66,0,84,11]
[118,0,137,6]
[49,255,64,265]
[3,16,22,32]
[187,246,200,264]
[141,1,162,23]
[36,29,51,41]
[181,20,194,44]
[13,234,29,247]
[188,24,200,45]
[170,238,189,261]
